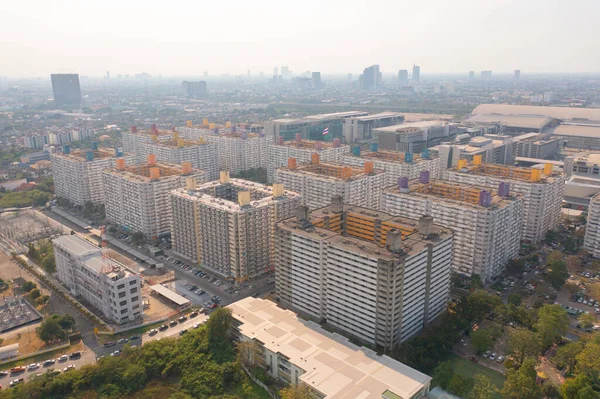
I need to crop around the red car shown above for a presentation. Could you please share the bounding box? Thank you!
[210,303,219,309]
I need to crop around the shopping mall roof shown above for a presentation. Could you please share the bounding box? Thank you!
[472,104,600,121]
[466,113,553,130]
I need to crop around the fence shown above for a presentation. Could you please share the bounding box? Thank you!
[0,341,70,366]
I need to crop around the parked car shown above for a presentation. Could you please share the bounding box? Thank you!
[103,342,116,348]
[169,320,178,327]
[43,359,56,367]
[111,350,121,357]
[57,355,68,362]
[159,324,169,331]
[27,363,40,371]
[117,338,128,344]
[10,367,25,374]
[483,351,491,358]
[179,316,188,323]
[64,365,76,372]
[190,311,199,318]
[459,339,467,346]
[149,329,158,336]
[9,378,24,387]
[179,329,188,336]
[496,356,505,363]
[130,335,140,340]
[69,352,82,359]
[490,353,497,360]
[0,370,8,377]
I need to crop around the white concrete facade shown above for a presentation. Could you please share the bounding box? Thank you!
[584,193,600,258]
[53,235,142,324]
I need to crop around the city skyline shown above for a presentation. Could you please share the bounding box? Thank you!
[1,0,599,77]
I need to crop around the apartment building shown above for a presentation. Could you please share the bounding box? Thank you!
[123,126,219,180]
[432,135,515,169]
[444,156,564,243]
[381,173,523,281]
[584,193,600,258]
[51,145,136,206]
[229,297,432,399]
[342,112,404,143]
[275,202,453,349]
[170,173,301,282]
[341,144,442,185]
[513,133,562,159]
[53,235,142,324]
[274,155,386,210]
[373,121,458,153]
[266,136,349,182]
[276,199,453,349]
[102,156,205,239]
[264,111,368,141]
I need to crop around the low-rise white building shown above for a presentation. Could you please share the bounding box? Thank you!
[53,235,143,325]
[584,192,600,258]
[229,297,432,399]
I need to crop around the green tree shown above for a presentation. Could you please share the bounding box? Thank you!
[555,341,585,372]
[36,295,50,305]
[447,374,474,397]
[279,384,312,399]
[540,383,562,399]
[562,374,594,399]
[578,386,600,399]
[507,293,522,306]
[471,329,493,354]
[580,313,596,330]
[536,304,569,347]
[470,275,483,290]
[56,314,76,330]
[21,281,37,292]
[206,307,234,362]
[501,357,542,399]
[36,316,67,343]
[121,364,148,393]
[506,328,540,366]
[29,288,41,299]
[576,336,600,381]
[237,339,261,369]
[433,361,454,389]
[507,259,525,273]
[548,260,569,289]
[467,374,496,399]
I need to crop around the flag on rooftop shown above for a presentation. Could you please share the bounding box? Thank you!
[322,127,329,136]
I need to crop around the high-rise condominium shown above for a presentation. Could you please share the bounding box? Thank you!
[276,198,453,349]
[170,173,301,282]
[51,74,82,107]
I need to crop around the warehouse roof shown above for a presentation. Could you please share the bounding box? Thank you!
[149,284,191,307]
[552,124,600,138]
[466,113,553,130]
[472,104,600,121]
[228,297,432,399]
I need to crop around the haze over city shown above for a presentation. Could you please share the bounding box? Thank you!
[2,0,600,77]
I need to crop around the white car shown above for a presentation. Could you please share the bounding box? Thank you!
[27,363,40,371]
[496,356,505,363]
[58,355,68,362]
[483,351,491,358]
[489,353,497,360]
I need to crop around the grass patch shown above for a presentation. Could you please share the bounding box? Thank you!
[233,378,273,399]
[447,353,505,398]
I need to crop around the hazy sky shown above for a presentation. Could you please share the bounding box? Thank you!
[1,0,599,77]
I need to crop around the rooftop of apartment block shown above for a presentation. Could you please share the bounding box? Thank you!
[373,120,450,133]
[447,160,562,183]
[52,147,126,162]
[228,297,431,399]
[272,138,347,151]
[272,111,368,124]
[278,158,384,182]
[345,148,436,164]
[172,175,300,212]
[384,178,518,210]
[103,158,201,183]
[279,202,451,260]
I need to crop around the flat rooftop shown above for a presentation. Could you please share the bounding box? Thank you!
[385,179,515,209]
[171,178,300,212]
[448,162,561,183]
[472,104,600,121]
[52,148,122,161]
[280,204,450,258]
[345,150,434,164]
[149,284,191,307]
[273,111,368,124]
[466,114,553,130]
[129,129,174,137]
[347,112,404,121]
[103,162,199,183]
[274,139,347,151]
[373,120,449,133]
[279,162,384,182]
[228,297,432,399]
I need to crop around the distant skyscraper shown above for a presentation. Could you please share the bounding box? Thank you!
[51,74,82,107]
[181,81,207,97]
[359,65,381,90]
[347,73,353,81]
[412,64,421,83]
[469,71,475,80]
[281,66,291,79]
[513,69,521,81]
[481,70,492,80]
[398,69,408,85]
[311,72,321,88]
[203,71,208,77]
[273,67,278,77]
